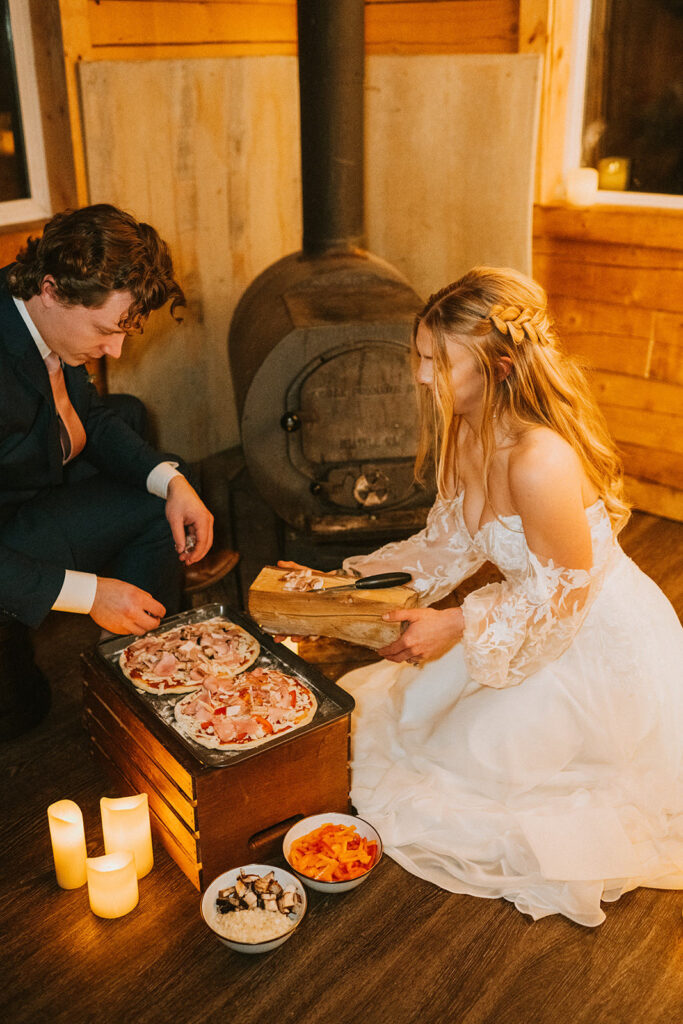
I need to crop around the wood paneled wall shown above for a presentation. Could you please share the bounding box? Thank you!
[534,205,683,521]
[59,0,520,203]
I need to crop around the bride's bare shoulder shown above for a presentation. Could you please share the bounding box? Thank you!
[508,427,584,500]
[507,428,594,567]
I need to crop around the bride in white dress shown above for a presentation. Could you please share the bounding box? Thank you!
[286,267,683,926]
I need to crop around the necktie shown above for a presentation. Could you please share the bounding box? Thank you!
[44,352,87,463]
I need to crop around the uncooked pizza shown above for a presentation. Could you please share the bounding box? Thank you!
[173,665,318,749]
[119,617,260,694]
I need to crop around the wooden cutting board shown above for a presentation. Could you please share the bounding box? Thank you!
[248,567,418,650]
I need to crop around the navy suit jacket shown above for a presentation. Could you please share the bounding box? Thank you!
[0,266,165,625]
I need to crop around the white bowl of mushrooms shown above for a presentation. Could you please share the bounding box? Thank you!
[200,863,307,954]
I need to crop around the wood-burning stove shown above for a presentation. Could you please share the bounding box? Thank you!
[228,0,432,543]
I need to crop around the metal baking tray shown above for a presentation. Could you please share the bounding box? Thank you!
[94,602,355,768]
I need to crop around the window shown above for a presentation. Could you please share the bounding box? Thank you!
[566,0,683,207]
[0,0,51,225]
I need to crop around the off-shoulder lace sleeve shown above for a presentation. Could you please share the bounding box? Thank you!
[342,495,486,605]
[461,545,612,689]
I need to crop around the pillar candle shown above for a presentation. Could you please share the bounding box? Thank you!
[598,156,630,191]
[47,800,87,889]
[86,852,139,918]
[100,794,154,879]
[565,167,599,206]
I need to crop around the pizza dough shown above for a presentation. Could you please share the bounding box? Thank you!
[173,666,318,749]
[119,617,260,694]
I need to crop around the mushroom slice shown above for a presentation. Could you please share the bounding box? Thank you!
[277,890,296,913]
[215,893,242,914]
[253,872,274,894]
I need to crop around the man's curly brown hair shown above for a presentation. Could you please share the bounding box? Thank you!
[7,204,185,332]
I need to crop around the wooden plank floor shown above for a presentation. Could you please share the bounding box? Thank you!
[1,468,681,1024]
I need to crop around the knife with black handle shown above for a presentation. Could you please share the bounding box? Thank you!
[314,571,412,593]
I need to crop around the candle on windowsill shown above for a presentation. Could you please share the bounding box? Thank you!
[100,794,154,879]
[86,852,139,918]
[565,167,599,206]
[47,799,87,889]
[597,156,630,191]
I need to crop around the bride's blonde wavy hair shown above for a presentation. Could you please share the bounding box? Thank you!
[414,266,630,534]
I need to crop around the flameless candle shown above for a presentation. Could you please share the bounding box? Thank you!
[565,167,599,206]
[100,794,154,879]
[598,156,630,191]
[47,799,87,889]
[86,852,139,918]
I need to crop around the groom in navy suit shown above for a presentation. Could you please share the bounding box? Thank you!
[0,204,215,737]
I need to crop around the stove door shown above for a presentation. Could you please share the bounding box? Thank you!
[284,340,421,510]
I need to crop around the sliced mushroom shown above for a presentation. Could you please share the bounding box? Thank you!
[253,871,274,894]
[277,890,296,913]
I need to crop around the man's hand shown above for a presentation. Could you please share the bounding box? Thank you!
[166,476,214,565]
[90,578,166,635]
[377,606,465,664]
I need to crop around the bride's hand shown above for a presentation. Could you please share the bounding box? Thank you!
[377,607,465,664]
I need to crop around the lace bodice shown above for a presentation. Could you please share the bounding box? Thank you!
[344,492,619,689]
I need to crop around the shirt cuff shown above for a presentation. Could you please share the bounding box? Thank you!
[52,570,99,615]
[146,461,181,499]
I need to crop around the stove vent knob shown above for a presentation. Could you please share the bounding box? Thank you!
[280,412,301,432]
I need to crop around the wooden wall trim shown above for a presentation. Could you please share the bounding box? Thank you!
[365,1,518,54]
[534,204,683,252]
[87,1,297,50]
[81,0,519,57]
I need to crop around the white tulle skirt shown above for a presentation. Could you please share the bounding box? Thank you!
[340,554,683,926]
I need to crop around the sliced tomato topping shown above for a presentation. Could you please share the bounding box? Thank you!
[254,715,274,734]
[213,706,227,716]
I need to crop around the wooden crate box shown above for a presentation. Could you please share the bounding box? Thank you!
[81,649,351,891]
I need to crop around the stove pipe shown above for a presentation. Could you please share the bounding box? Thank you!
[297,0,365,253]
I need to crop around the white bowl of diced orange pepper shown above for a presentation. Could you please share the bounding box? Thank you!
[282,812,383,893]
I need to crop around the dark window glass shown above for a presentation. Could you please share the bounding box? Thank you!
[0,0,30,202]
[582,0,683,195]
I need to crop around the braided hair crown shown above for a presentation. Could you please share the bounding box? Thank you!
[420,266,556,348]
[489,304,554,347]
